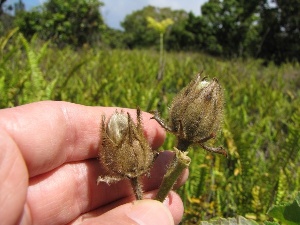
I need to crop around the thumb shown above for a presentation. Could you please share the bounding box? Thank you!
[83,199,174,225]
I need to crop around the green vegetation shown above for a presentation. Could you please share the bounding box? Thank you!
[268,192,300,225]
[1,0,299,223]
[2,0,299,63]
[1,31,299,224]
[14,0,104,47]
[147,16,174,79]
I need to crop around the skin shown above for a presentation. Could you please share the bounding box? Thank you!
[0,101,188,225]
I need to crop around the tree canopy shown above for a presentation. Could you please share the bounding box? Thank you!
[1,0,299,63]
[14,0,105,47]
[121,6,188,49]
[258,0,300,63]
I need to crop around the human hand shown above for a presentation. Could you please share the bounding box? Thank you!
[0,101,188,225]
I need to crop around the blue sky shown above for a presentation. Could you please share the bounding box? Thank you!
[8,0,207,29]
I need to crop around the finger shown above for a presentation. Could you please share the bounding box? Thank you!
[78,200,175,225]
[70,191,184,225]
[27,151,188,225]
[0,130,28,225]
[0,101,165,177]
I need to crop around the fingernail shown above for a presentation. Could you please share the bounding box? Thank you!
[127,200,174,225]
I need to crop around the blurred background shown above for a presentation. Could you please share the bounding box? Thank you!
[1,0,299,224]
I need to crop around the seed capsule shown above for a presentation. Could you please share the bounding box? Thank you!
[153,73,226,156]
[97,109,155,199]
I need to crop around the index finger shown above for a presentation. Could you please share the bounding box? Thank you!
[0,101,166,177]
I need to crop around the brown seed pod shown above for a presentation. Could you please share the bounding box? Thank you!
[153,73,226,156]
[97,108,155,199]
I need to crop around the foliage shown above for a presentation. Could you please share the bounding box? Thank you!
[146,17,174,34]
[0,11,15,35]
[14,0,105,47]
[258,0,300,63]
[121,5,188,49]
[0,0,9,15]
[4,0,299,63]
[146,16,174,80]
[267,192,300,225]
[100,27,127,49]
[200,0,260,57]
[0,31,54,106]
[173,0,261,58]
[120,2,299,64]
[200,216,259,225]
[1,32,300,224]
[165,12,194,51]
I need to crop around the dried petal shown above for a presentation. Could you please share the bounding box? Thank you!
[106,112,128,144]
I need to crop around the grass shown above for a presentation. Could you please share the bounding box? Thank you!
[1,32,300,224]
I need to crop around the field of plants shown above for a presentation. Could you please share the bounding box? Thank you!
[1,30,300,224]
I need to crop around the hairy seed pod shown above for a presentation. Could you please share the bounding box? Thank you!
[169,74,225,154]
[152,73,226,156]
[97,109,155,199]
[151,73,226,203]
[170,75,223,139]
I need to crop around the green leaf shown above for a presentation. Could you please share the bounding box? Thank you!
[267,193,300,225]
[147,16,174,34]
[264,222,279,225]
[200,216,259,225]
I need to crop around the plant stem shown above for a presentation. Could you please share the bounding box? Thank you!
[157,32,164,81]
[130,177,143,200]
[155,148,191,202]
[160,32,163,67]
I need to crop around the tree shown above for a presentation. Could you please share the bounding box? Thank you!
[180,11,223,54]
[14,0,25,14]
[14,9,43,39]
[164,11,194,51]
[197,0,261,57]
[100,27,126,49]
[0,0,18,35]
[121,6,188,49]
[185,0,300,62]
[0,0,7,15]
[258,0,300,63]
[15,0,105,47]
